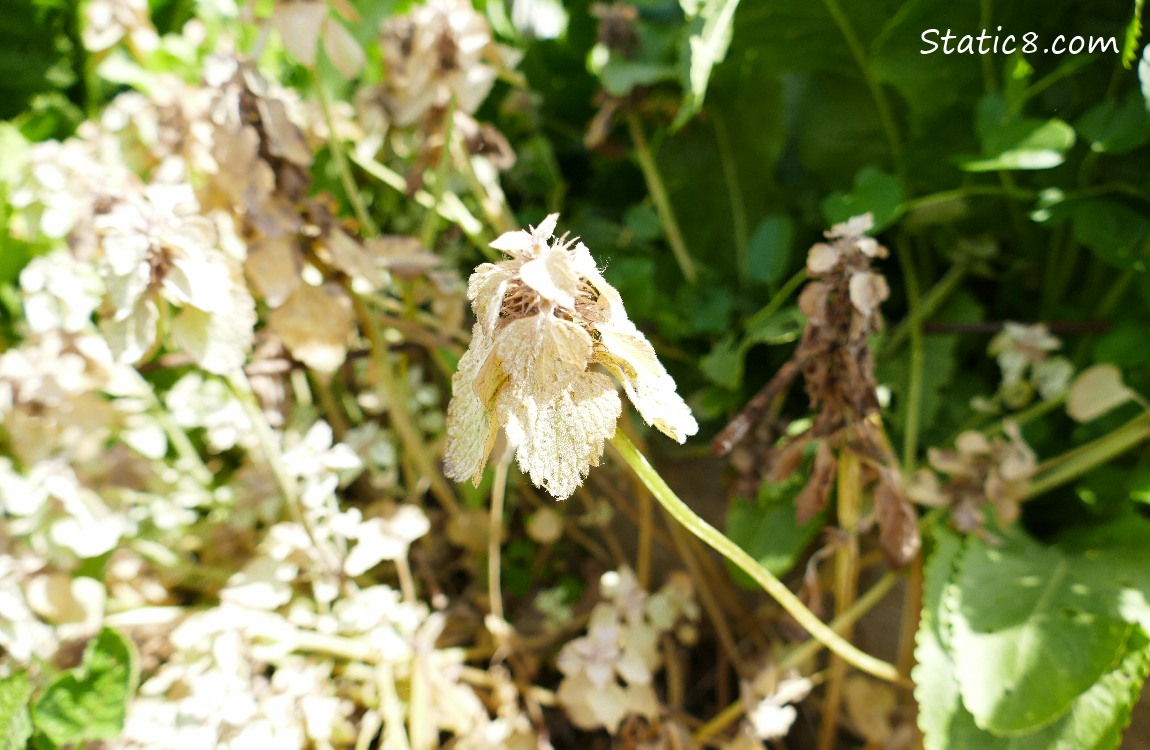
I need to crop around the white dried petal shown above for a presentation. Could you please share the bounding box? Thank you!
[496,315,592,402]
[245,235,302,307]
[806,243,841,274]
[847,271,889,316]
[518,244,578,309]
[1067,364,1134,423]
[444,334,502,484]
[499,371,621,501]
[322,17,365,79]
[595,324,698,443]
[271,1,328,67]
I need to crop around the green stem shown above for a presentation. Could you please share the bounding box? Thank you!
[350,152,491,253]
[882,265,967,355]
[895,237,925,471]
[626,114,698,283]
[745,268,807,327]
[351,294,461,516]
[901,185,1038,214]
[313,71,378,236]
[1026,413,1150,499]
[821,0,901,161]
[712,111,749,284]
[609,431,901,683]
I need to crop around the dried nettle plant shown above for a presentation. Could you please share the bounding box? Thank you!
[443,213,902,690]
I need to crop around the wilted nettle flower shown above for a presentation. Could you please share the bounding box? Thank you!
[445,214,697,500]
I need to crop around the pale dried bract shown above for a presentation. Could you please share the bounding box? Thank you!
[444,214,697,500]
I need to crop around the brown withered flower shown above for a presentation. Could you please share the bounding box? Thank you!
[908,423,1037,535]
[716,214,920,567]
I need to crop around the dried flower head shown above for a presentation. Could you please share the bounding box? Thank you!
[908,422,1037,533]
[444,213,697,500]
[379,0,502,126]
[986,322,1073,409]
[715,214,920,566]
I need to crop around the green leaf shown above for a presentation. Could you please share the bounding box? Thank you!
[32,629,138,745]
[725,471,826,584]
[945,535,1133,734]
[821,167,904,231]
[1068,200,1150,270]
[700,334,742,389]
[961,117,1077,171]
[601,58,677,97]
[674,0,743,129]
[747,214,793,285]
[1077,99,1150,154]
[1123,0,1145,68]
[745,305,804,346]
[917,528,1150,750]
[0,671,33,750]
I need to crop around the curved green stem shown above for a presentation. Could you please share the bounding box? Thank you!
[895,237,924,471]
[609,431,902,684]
[626,114,698,283]
[712,111,749,284]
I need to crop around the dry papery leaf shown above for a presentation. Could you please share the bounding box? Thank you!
[1067,363,1136,423]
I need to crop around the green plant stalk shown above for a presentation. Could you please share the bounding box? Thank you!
[626,114,698,283]
[895,237,925,471]
[452,137,516,236]
[712,111,749,284]
[1026,412,1150,498]
[313,71,378,237]
[747,268,808,327]
[352,294,461,516]
[692,571,899,743]
[351,152,490,251]
[882,264,967,355]
[488,446,514,621]
[608,431,901,683]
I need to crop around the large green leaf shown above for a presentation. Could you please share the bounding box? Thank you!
[746,214,794,286]
[1067,200,1150,270]
[31,629,138,745]
[1077,99,1150,154]
[0,671,32,750]
[960,117,1077,171]
[945,535,1133,734]
[917,529,1150,750]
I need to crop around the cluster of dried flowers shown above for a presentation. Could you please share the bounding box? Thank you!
[445,213,698,499]
[718,215,920,567]
[908,423,1038,535]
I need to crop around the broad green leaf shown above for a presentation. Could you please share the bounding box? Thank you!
[918,529,1150,750]
[725,472,826,584]
[914,527,966,750]
[1077,99,1150,154]
[821,167,904,231]
[961,118,1077,172]
[0,671,32,750]
[700,334,742,389]
[32,629,138,745]
[674,0,742,129]
[601,59,677,97]
[747,214,793,285]
[945,535,1132,734]
[1068,200,1150,270]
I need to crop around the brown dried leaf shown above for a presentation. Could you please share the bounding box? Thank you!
[795,441,836,524]
[874,469,920,568]
[267,282,354,373]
